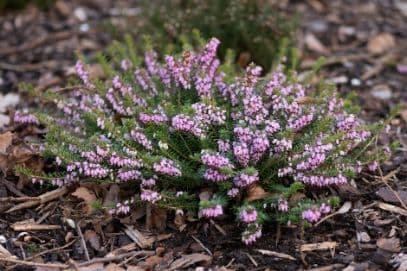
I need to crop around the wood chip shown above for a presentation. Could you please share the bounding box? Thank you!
[124,225,154,248]
[300,241,337,252]
[367,32,396,55]
[377,237,401,253]
[169,253,212,270]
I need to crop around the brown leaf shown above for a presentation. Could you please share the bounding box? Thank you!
[150,207,167,231]
[246,184,270,202]
[305,33,330,55]
[376,187,407,205]
[169,253,212,270]
[72,186,97,213]
[103,184,120,207]
[199,188,213,201]
[367,33,396,55]
[238,52,251,68]
[88,64,105,80]
[174,209,187,232]
[105,263,125,271]
[0,131,13,154]
[145,255,164,269]
[377,237,401,253]
[84,230,102,251]
[78,263,104,271]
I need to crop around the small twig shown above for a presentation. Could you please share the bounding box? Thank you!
[1,179,27,197]
[76,220,90,261]
[0,258,69,269]
[191,235,212,256]
[6,187,68,213]
[11,223,61,231]
[77,251,155,267]
[209,219,227,236]
[245,253,258,267]
[26,239,76,261]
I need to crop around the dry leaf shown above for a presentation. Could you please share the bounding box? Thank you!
[84,230,102,251]
[377,202,407,216]
[305,32,330,54]
[150,207,167,231]
[174,209,187,232]
[199,188,213,201]
[377,237,401,253]
[103,184,120,207]
[78,263,104,271]
[246,184,270,202]
[0,131,13,154]
[169,253,212,270]
[145,255,164,269]
[376,187,407,205]
[367,33,396,55]
[72,186,97,213]
[104,263,125,271]
[0,93,20,113]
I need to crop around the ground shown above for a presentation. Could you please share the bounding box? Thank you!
[0,0,406,270]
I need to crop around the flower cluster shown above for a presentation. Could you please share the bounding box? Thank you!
[29,38,388,244]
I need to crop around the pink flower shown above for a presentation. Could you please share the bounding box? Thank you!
[302,209,321,223]
[153,158,182,177]
[200,204,223,218]
[240,207,258,223]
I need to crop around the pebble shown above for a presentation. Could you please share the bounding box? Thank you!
[371,84,392,100]
[350,78,361,86]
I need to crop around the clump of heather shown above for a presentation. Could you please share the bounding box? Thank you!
[21,38,391,244]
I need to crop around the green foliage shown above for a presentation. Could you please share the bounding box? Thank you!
[137,0,297,71]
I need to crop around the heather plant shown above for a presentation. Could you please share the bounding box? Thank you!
[136,0,296,71]
[18,38,392,245]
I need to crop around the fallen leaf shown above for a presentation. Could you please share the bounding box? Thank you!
[145,255,164,269]
[199,188,213,201]
[150,207,167,231]
[357,232,371,243]
[337,201,352,214]
[169,253,212,270]
[367,33,396,55]
[305,32,330,54]
[105,263,125,271]
[0,93,20,113]
[376,187,407,205]
[371,84,392,100]
[72,186,97,213]
[0,114,10,129]
[103,184,120,207]
[88,64,105,80]
[246,184,270,202]
[390,253,407,271]
[174,209,187,232]
[377,202,407,216]
[377,237,401,253]
[0,131,13,153]
[84,230,102,251]
[78,263,104,271]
